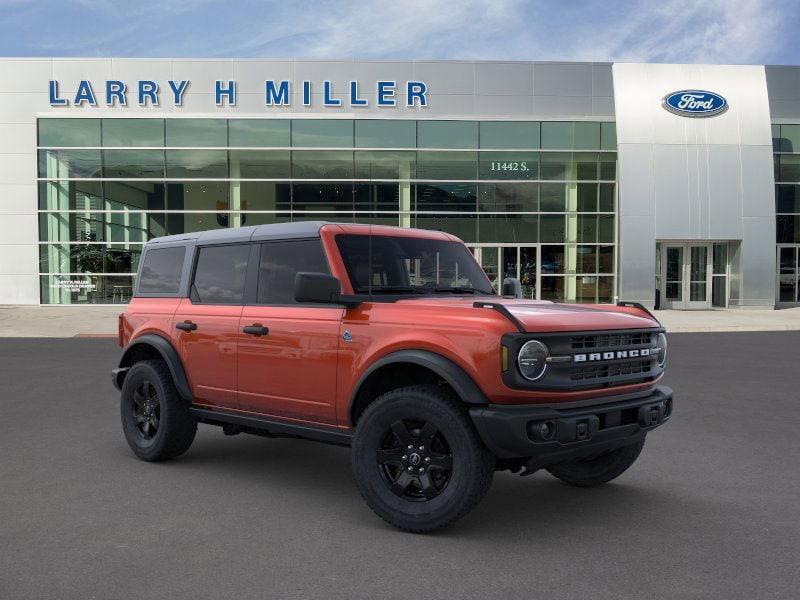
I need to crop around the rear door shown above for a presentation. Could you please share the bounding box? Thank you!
[237,238,343,425]
[172,243,255,409]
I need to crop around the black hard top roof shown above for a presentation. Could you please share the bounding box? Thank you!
[146,221,331,246]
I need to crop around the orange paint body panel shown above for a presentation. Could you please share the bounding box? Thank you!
[120,223,663,430]
[237,305,343,424]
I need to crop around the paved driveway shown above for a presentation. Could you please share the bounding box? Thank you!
[0,333,798,599]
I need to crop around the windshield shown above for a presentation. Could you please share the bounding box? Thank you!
[335,234,495,296]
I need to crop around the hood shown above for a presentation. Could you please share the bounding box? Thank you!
[392,296,660,332]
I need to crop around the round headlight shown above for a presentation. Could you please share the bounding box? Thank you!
[517,340,550,381]
[657,332,668,367]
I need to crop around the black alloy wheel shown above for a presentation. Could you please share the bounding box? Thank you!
[377,419,454,501]
[120,359,197,462]
[351,384,495,533]
[132,380,161,440]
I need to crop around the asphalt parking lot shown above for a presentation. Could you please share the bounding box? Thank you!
[1,333,798,599]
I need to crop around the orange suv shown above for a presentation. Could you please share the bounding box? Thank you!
[114,222,672,532]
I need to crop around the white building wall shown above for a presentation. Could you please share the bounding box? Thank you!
[613,63,776,308]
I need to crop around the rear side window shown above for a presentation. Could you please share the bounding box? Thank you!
[258,239,330,304]
[192,244,250,304]
[137,246,186,295]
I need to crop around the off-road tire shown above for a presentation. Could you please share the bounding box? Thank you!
[120,359,197,462]
[351,384,495,533]
[546,439,645,487]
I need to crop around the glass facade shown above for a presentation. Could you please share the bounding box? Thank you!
[37,118,617,304]
[774,124,800,304]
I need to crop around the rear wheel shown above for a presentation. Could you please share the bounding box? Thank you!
[546,439,645,487]
[351,385,494,533]
[120,360,197,462]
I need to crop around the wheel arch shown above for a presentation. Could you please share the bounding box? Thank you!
[117,334,192,401]
[348,349,488,426]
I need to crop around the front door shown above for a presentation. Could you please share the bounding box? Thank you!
[660,243,712,309]
[236,239,342,425]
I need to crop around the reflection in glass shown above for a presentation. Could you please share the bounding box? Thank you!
[417,121,478,149]
[166,150,227,178]
[292,120,353,147]
[412,214,477,242]
[416,151,477,180]
[38,149,102,178]
[39,119,101,147]
[520,247,536,299]
[229,120,290,147]
[229,150,290,179]
[39,243,142,274]
[102,119,164,147]
[103,150,165,178]
[541,245,565,274]
[479,183,538,212]
[479,122,540,149]
[477,214,538,243]
[415,183,476,212]
[355,120,416,148]
[354,151,415,179]
[292,150,353,179]
[165,119,227,147]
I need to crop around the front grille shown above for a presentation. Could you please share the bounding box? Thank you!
[570,359,653,382]
[503,327,664,391]
[571,332,652,350]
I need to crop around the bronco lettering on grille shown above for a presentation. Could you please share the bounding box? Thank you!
[573,348,651,362]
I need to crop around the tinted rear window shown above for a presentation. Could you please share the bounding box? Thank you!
[137,246,186,294]
[192,244,250,304]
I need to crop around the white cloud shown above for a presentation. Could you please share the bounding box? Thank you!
[0,0,795,64]
[227,0,794,64]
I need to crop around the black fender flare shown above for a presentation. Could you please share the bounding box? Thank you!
[117,333,193,401]
[349,349,488,424]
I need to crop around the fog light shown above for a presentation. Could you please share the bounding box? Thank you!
[529,420,556,441]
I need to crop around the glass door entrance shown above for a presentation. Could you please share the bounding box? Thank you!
[777,245,800,304]
[660,242,712,309]
[473,245,538,299]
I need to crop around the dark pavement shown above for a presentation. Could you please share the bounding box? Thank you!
[0,333,798,599]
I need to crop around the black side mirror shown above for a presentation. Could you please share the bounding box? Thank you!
[295,272,341,303]
[502,277,523,299]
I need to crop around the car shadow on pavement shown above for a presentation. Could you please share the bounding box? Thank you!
[153,428,697,539]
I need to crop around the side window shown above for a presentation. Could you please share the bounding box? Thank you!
[192,244,250,304]
[257,239,330,304]
[137,246,185,295]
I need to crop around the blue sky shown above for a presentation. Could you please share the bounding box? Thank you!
[1,0,798,65]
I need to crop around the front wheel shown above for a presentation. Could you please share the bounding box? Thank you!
[351,385,495,533]
[545,439,645,487]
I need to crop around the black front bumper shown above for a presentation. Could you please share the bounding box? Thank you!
[469,386,673,470]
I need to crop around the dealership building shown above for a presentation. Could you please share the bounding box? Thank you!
[0,58,799,309]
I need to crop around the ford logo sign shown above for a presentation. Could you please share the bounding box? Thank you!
[662,90,728,117]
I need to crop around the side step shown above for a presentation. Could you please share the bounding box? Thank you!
[189,407,353,447]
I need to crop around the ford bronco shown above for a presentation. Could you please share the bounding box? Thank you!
[113,222,672,532]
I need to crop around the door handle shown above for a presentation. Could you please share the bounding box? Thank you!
[242,324,269,336]
[175,320,198,332]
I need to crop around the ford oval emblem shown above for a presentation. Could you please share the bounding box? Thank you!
[662,90,728,117]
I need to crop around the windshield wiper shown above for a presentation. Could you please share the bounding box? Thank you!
[353,286,427,295]
[430,286,484,295]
